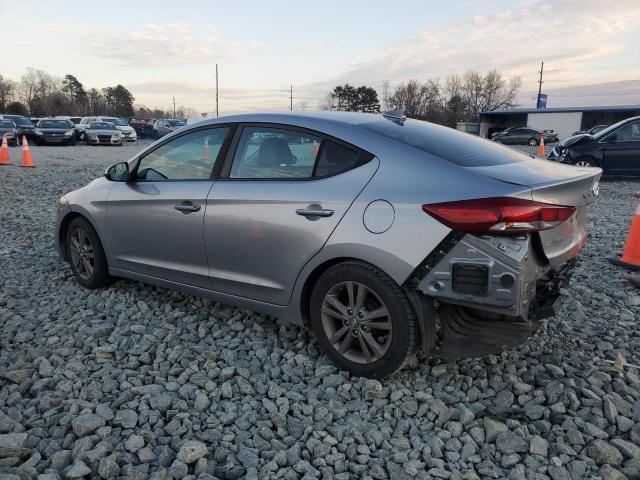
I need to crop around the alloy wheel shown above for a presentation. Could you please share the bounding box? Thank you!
[69,227,95,280]
[575,160,593,167]
[320,281,392,364]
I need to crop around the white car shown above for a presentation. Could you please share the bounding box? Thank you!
[77,116,137,142]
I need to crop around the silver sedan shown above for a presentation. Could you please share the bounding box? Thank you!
[56,111,601,377]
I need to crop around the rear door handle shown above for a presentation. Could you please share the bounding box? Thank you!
[174,202,201,214]
[296,207,334,217]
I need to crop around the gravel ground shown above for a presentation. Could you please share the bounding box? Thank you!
[1,143,639,480]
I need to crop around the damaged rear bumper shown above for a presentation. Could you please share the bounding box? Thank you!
[410,232,579,359]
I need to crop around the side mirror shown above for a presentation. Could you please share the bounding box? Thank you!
[104,161,130,182]
[607,134,618,143]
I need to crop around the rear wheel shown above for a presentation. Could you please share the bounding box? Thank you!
[310,261,416,378]
[66,217,112,289]
[528,137,538,146]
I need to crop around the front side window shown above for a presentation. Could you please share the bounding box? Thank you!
[230,127,321,179]
[137,127,230,181]
[613,122,640,142]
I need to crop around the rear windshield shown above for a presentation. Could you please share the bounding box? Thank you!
[359,118,525,166]
[0,120,14,128]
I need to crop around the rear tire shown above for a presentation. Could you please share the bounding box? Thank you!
[65,217,112,289]
[310,261,416,378]
[528,137,538,146]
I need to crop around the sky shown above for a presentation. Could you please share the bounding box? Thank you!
[3,0,640,115]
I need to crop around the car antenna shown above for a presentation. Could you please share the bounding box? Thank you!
[383,108,406,123]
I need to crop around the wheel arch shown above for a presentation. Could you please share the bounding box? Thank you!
[58,211,102,262]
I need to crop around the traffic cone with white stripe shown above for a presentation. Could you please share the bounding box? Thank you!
[0,134,11,165]
[20,136,34,168]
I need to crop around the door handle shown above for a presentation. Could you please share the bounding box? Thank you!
[296,207,334,217]
[174,202,201,214]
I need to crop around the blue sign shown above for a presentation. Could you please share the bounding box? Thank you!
[537,94,547,109]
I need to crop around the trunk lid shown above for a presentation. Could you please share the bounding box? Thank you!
[466,158,602,268]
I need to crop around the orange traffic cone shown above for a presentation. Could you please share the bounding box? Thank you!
[609,193,640,270]
[20,136,34,168]
[202,137,210,161]
[537,134,545,156]
[0,134,11,165]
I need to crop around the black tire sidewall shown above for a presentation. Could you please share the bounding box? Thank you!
[310,262,414,378]
[65,217,111,289]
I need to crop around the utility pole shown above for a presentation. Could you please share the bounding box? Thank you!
[290,85,293,111]
[537,61,544,97]
[215,64,219,118]
[172,95,176,118]
[382,80,390,111]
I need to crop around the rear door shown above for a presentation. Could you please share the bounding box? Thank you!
[603,120,640,174]
[204,124,378,305]
[106,126,232,288]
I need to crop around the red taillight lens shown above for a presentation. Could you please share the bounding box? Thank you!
[422,197,576,234]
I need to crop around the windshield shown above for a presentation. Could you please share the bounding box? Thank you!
[0,120,15,128]
[5,116,32,127]
[102,118,127,126]
[39,120,71,129]
[592,118,635,140]
[168,119,186,127]
[359,118,525,166]
[90,122,117,130]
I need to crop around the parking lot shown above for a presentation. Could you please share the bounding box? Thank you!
[1,144,640,480]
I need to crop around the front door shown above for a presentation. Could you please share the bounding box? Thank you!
[204,125,378,305]
[603,120,640,174]
[106,126,231,288]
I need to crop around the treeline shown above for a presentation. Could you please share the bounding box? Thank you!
[0,68,136,118]
[324,69,521,127]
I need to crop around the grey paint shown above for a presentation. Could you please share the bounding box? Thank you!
[56,111,601,329]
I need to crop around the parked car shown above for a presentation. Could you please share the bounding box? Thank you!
[76,116,136,141]
[152,118,186,138]
[33,119,77,146]
[0,114,35,141]
[0,119,18,146]
[492,127,558,145]
[548,116,640,174]
[129,119,148,138]
[55,116,83,139]
[98,117,137,142]
[55,111,601,377]
[84,121,123,146]
[572,124,609,136]
[141,119,156,138]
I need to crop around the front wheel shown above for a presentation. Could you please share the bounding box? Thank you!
[65,217,112,289]
[310,261,417,378]
[573,158,596,167]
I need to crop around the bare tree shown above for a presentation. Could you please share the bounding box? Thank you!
[19,68,38,114]
[0,75,17,111]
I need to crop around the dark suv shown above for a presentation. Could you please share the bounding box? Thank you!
[492,127,558,146]
[548,116,640,175]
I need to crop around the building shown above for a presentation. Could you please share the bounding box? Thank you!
[478,105,640,140]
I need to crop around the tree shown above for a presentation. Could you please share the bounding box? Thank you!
[61,74,87,114]
[328,84,380,112]
[103,84,134,118]
[0,75,16,112]
[5,101,27,116]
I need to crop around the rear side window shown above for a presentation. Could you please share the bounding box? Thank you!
[360,118,525,166]
[315,141,360,177]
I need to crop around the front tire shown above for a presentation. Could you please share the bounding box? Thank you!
[65,217,112,289]
[310,261,417,378]
[573,158,596,167]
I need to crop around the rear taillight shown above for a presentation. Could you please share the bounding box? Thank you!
[422,197,576,234]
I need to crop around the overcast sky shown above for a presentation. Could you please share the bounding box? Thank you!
[3,0,640,115]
